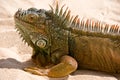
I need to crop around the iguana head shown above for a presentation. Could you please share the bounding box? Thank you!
[14,8,50,48]
[14,4,71,65]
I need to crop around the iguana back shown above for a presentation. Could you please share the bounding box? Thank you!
[48,3,120,73]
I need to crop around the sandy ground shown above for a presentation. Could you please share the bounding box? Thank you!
[0,0,120,80]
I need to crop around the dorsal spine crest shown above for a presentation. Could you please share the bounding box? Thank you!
[49,3,120,38]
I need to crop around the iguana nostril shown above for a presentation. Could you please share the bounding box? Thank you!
[15,12,19,18]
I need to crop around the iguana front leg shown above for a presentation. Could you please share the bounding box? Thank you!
[24,55,78,78]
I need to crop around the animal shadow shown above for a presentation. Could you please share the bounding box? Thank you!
[0,58,34,69]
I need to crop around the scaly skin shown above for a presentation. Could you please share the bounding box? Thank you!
[14,4,120,78]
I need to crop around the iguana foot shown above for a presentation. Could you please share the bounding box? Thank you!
[24,55,78,78]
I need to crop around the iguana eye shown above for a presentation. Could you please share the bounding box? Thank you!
[26,13,39,23]
[35,39,47,48]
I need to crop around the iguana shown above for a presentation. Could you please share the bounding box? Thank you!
[14,3,120,78]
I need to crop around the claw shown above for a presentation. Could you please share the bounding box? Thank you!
[24,67,48,76]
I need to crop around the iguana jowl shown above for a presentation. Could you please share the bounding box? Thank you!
[14,4,120,78]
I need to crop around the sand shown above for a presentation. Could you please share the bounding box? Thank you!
[0,0,120,80]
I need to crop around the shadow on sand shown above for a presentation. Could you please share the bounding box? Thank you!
[0,58,118,80]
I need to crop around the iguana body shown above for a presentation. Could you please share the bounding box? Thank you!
[14,4,120,77]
